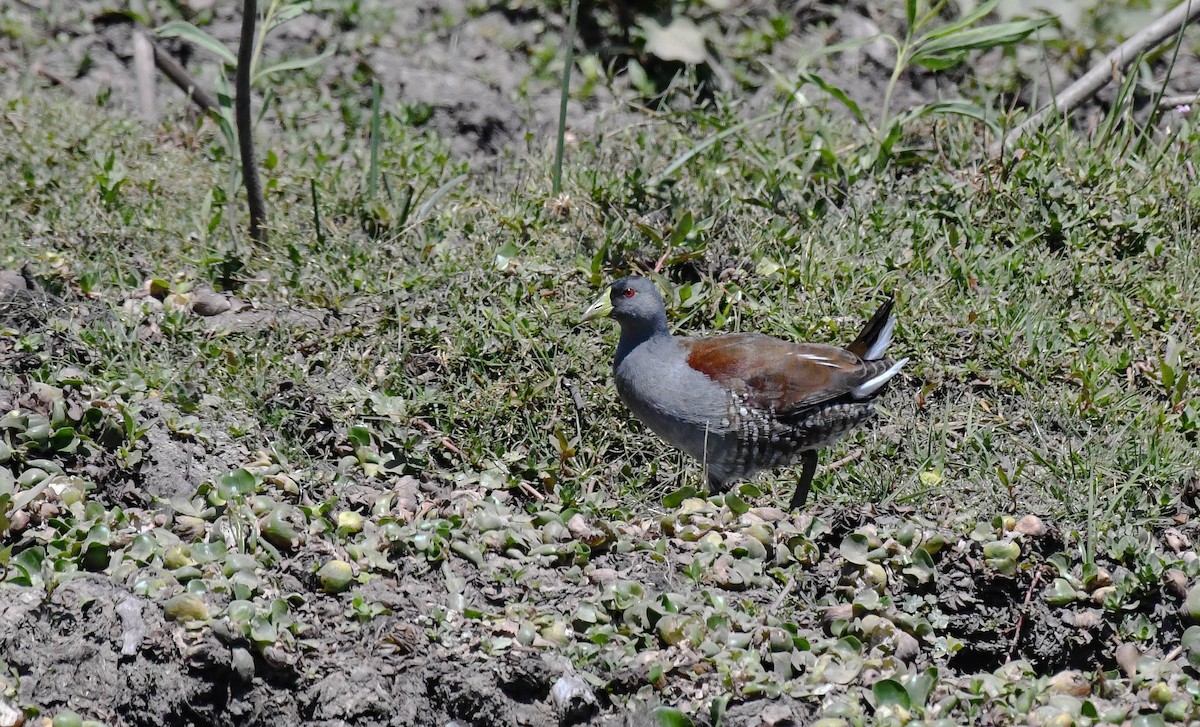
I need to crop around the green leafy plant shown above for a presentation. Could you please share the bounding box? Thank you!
[803,0,1049,173]
[157,1,333,246]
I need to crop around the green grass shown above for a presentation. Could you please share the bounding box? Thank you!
[3,78,1197,533]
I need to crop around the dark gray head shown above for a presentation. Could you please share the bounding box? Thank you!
[581,275,669,338]
[608,276,669,332]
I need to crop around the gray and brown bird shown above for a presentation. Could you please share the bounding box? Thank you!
[583,275,907,509]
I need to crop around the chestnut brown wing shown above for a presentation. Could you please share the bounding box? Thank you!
[682,333,872,414]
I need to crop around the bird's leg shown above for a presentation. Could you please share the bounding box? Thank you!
[789,451,819,510]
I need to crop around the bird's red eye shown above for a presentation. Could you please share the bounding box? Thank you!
[622,289,636,298]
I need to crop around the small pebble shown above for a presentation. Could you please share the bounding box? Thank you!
[231,647,255,682]
[760,703,793,725]
[0,270,28,299]
[191,290,231,316]
[587,568,618,584]
[0,696,24,727]
[1047,669,1090,696]
[116,596,146,656]
[1014,514,1046,537]
[1114,642,1139,679]
[1164,569,1188,599]
[823,603,854,623]
[550,674,597,725]
[1164,528,1190,553]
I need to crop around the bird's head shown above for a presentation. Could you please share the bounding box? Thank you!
[581,275,668,332]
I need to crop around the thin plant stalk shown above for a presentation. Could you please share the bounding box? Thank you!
[368,80,382,200]
[250,0,283,79]
[310,178,324,247]
[237,0,268,244]
[552,0,579,196]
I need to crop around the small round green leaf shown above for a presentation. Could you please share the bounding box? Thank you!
[841,533,870,565]
[872,678,911,709]
[650,706,694,727]
[662,486,696,509]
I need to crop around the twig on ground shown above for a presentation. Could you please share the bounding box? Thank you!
[770,568,801,611]
[994,0,1200,155]
[1159,93,1199,109]
[652,248,670,273]
[30,62,74,90]
[151,42,219,114]
[1006,566,1048,662]
[825,450,863,473]
[411,419,467,461]
[518,481,546,501]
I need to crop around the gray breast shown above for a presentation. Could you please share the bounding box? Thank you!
[613,337,732,465]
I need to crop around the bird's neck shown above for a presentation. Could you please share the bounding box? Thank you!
[614,319,670,367]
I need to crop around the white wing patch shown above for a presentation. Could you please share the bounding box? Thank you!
[791,352,840,368]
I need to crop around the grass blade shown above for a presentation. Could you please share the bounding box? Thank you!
[415,174,468,222]
[797,71,866,124]
[649,110,782,187]
[368,80,382,201]
[552,0,580,195]
[254,45,336,82]
[916,17,1051,58]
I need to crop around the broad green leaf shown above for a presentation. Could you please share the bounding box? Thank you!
[907,667,938,706]
[905,0,918,29]
[840,533,870,565]
[916,17,1050,58]
[668,211,694,247]
[1182,625,1200,669]
[494,241,520,270]
[191,541,228,564]
[219,468,257,498]
[249,613,277,643]
[905,544,937,583]
[1186,582,1200,621]
[1045,577,1078,606]
[156,21,237,66]
[254,45,336,82]
[11,547,44,588]
[662,486,696,509]
[873,678,911,709]
[724,491,749,515]
[920,0,1000,41]
[347,425,372,448]
[797,71,866,124]
[651,706,694,727]
[736,482,763,498]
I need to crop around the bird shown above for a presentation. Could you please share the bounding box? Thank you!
[582,275,907,509]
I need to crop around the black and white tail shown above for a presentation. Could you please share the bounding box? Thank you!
[845,295,908,399]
